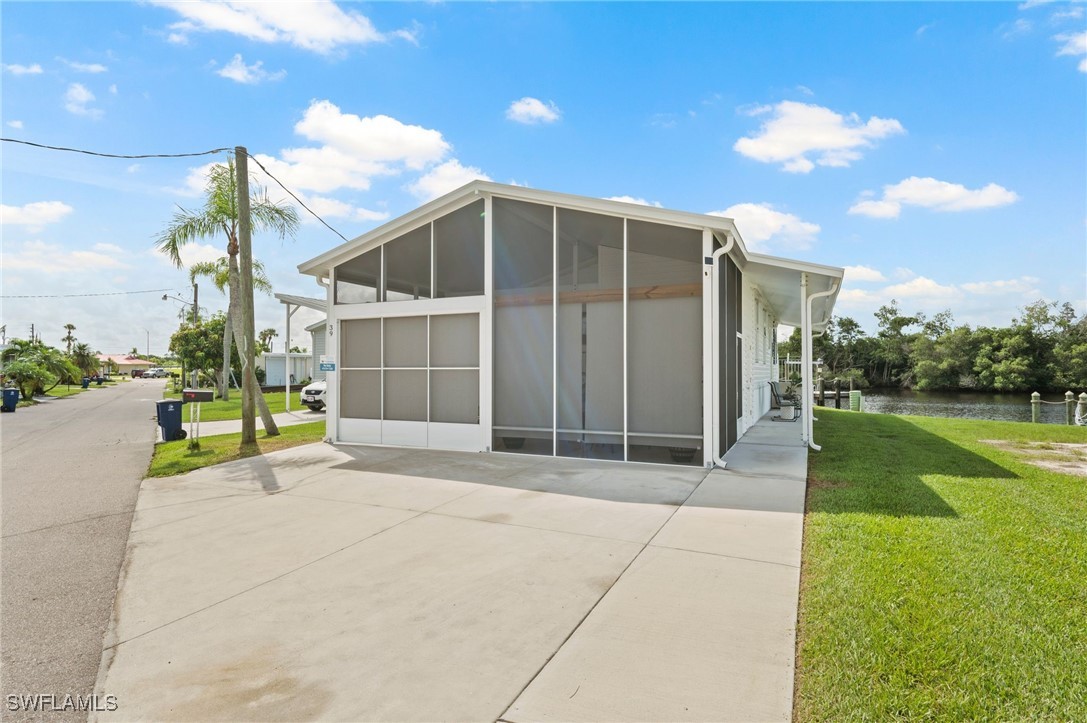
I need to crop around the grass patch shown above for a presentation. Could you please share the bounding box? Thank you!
[147,420,325,477]
[158,390,290,421]
[796,409,1087,720]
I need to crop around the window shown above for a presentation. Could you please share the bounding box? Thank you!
[435,200,485,297]
[493,198,554,455]
[335,247,381,304]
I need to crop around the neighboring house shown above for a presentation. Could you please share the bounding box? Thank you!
[257,352,313,387]
[297,181,843,466]
[97,354,153,375]
[307,319,327,382]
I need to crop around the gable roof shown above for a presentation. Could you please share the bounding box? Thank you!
[297,180,844,329]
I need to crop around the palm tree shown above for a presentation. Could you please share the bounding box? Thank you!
[70,342,100,377]
[188,256,273,400]
[62,324,77,354]
[2,339,80,397]
[258,328,278,353]
[155,157,298,439]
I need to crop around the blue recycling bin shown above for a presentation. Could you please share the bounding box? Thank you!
[81,377,90,389]
[1,388,19,412]
[155,399,187,441]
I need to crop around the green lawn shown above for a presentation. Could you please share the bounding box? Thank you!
[147,420,326,477]
[796,409,1087,720]
[159,389,292,421]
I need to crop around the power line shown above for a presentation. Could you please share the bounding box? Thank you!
[242,149,350,243]
[1,288,176,299]
[2,137,352,244]
[1,138,231,159]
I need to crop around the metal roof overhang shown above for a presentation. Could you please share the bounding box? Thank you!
[273,292,326,313]
[741,253,843,331]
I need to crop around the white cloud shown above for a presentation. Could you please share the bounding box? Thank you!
[961,277,1041,295]
[127,163,141,173]
[1054,31,1087,72]
[294,100,450,170]
[847,199,902,218]
[1,201,74,226]
[294,194,389,223]
[604,195,662,207]
[4,240,128,273]
[7,120,24,129]
[215,54,286,84]
[64,82,102,118]
[849,176,1019,218]
[708,202,820,252]
[152,0,395,54]
[733,101,904,173]
[3,63,43,75]
[843,265,887,282]
[109,84,118,94]
[884,276,963,301]
[1001,18,1033,39]
[407,159,491,202]
[916,22,936,36]
[1051,7,1085,21]
[506,97,562,124]
[93,242,125,254]
[59,58,108,73]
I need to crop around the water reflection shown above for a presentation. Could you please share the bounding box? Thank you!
[846,390,1074,424]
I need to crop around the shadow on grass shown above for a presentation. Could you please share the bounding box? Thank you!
[809,411,1018,518]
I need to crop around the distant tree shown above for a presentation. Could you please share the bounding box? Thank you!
[130,347,139,356]
[155,157,298,441]
[2,338,80,398]
[70,342,100,377]
[258,328,278,353]
[62,324,77,354]
[169,314,240,391]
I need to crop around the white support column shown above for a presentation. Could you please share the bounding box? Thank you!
[800,272,811,444]
[701,228,714,468]
[480,193,494,452]
[286,302,291,412]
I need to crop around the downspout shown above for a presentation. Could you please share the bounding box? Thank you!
[710,234,735,469]
[805,280,840,452]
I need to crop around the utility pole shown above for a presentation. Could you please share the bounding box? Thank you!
[236,146,257,446]
[30,323,34,344]
[191,282,199,388]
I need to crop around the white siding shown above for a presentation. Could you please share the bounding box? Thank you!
[311,327,327,381]
[741,278,776,436]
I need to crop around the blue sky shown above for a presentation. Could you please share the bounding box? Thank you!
[2,1,1085,356]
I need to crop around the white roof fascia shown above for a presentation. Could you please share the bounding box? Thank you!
[298,180,752,277]
[273,292,327,313]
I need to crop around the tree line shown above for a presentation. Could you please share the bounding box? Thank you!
[779,300,1087,393]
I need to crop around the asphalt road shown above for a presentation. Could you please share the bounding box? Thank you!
[1,379,159,721]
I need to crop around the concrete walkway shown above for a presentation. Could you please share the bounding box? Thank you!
[96,415,806,721]
[158,407,325,441]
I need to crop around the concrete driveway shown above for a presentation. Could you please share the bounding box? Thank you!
[95,419,806,722]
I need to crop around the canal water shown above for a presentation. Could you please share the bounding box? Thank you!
[829,389,1079,424]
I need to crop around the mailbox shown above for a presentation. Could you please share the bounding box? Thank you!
[182,389,215,403]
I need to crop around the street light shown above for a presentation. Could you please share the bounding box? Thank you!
[142,328,150,358]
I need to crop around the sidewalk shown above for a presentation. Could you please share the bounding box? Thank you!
[100,413,807,721]
[161,408,325,441]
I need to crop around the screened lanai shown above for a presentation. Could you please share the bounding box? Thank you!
[298,181,843,467]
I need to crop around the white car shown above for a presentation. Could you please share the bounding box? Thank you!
[300,380,326,411]
[143,367,168,378]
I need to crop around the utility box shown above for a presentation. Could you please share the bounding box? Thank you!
[849,390,863,412]
[182,389,215,403]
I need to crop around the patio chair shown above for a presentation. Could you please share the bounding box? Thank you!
[768,381,802,420]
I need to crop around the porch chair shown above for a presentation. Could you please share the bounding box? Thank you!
[768,380,802,421]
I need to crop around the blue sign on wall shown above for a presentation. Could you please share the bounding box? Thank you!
[320,362,336,372]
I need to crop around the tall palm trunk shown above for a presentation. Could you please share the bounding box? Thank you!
[221,314,232,401]
[228,254,279,435]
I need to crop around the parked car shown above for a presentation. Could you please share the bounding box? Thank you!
[143,367,168,378]
[131,369,145,378]
[300,380,326,411]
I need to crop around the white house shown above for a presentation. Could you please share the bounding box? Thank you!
[297,181,842,467]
